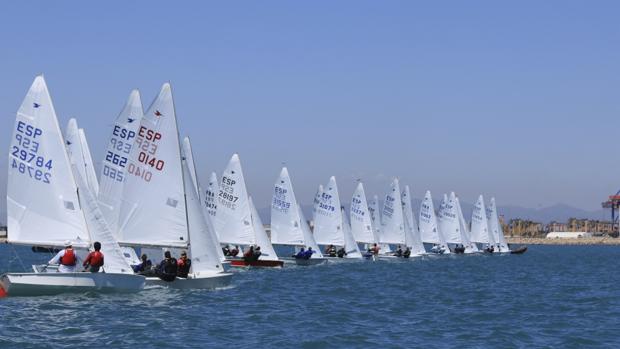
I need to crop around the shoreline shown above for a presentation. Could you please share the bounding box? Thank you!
[507,237,620,245]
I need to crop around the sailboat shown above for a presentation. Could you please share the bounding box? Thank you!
[368,194,392,255]
[350,182,379,247]
[1,76,144,297]
[313,176,361,259]
[181,137,228,268]
[455,195,480,253]
[379,179,407,256]
[401,185,426,256]
[419,191,450,254]
[270,167,326,266]
[439,192,477,254]
[214,154,283,268]
[115,83,231,288]
[487,198,512,253]
[469,195,496,251]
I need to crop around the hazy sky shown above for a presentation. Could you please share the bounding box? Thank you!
[1,1,619,221]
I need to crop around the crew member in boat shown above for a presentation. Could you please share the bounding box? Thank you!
[156,251,178,282]
[222,245,231,256]
[303,247,315,259]
[403,247,411,258]
[294,247,306,259]
[395,245,403,257]
[133,253,153,274]
[48,240,80,273]
[370,243,381,255]
[83,241,104,273]
[325,245,337,257]
[336,247,346,258]
[177,251,191,278]
[229,245,240,257]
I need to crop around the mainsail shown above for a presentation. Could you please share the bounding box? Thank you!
[438,193,461,244]
[313,176,344,246]
[350,182,377,244]
[214,154,254,245]
[7,76,89,247]
[98,89,143,235]
[487,198,510,252]
[270,167,323,257]
[380,179,406,245]
[470,195,494,246]
[117,83,188,247]
[204,172,219,219]
[419,191,450,252]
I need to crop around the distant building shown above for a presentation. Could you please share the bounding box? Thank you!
[509,219,544,238]
[546,232,593,239]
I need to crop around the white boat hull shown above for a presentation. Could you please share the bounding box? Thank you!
[0,272,145,297]
[145,272,233,289]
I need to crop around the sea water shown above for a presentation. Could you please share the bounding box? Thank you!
[1,244,619,348]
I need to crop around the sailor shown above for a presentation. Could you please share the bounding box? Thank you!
[325,244,337,257]
[336,247,346,258]
[83,241,104,273]
[222,245,231,256]
[370,243,381,255]
[303,247,315,259]
[48,240,79,273]
[395,245,403,257]
[294,247,306,259]
[229,245,240,257]
[243,246,255,262]
[156,251,178,282]
[253,246,262,261]
[403,247,411,258]
[177,251,191,278]
[133,253,153,275]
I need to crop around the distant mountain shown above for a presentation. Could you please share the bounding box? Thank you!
[256,201,609,225]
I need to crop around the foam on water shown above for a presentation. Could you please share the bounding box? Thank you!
[1,245,619,348]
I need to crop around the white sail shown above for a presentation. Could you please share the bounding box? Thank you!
[118,83,188,247]
[271,167,304,245]
[341,207,362,258]
[214,154,254,245]
[380,179,406,245]
[350,182,376,244]
[183,138,225,261]
[369,194,391,253]
[65,119,96,197]
[181,155,224,274]
[182,137,200,198]
[455,195,479,253]
[78,129,99,196]
[439,193,462,244]
[98,89,143,235]
[249,197,279,261]
[419,191,450,252]
[7,76,89,247]
[311,184,324,226]
[204,172,218,218]
[470,195,494,246]
[487,198,510,252]
[401,185,425,255]
[313,176,344,246]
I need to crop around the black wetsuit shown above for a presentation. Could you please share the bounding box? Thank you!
[157,258,178,282]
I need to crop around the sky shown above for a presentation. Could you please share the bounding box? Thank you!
[1,1,619,223]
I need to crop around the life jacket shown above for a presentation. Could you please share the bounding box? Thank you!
[88,251,104,267]
[162,258,177,275]
[60,248,76,266]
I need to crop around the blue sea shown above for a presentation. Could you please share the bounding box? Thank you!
[1,244,619,348]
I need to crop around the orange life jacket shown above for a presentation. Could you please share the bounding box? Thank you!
[60,248,76,266]
[86,251,104,267]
